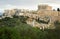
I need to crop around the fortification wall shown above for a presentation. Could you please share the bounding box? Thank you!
[37,10,59,17]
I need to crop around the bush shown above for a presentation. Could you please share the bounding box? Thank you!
[0,17,60,39]
[0,27,21,39]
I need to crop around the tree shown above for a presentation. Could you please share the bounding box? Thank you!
[57,8,60,11]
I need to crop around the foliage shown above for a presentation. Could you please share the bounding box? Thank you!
[0,17,60,39]
[54,20,60,29]
[57,8,60,11]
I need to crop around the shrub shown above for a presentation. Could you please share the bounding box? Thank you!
[0,17,60,39]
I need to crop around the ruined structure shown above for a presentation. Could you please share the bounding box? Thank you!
[3,4,60,29]
[38,5,52,10]
[26,5,60,29]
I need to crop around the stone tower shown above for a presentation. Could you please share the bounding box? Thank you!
[38,5,52,10]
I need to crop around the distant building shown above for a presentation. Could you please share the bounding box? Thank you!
[38,5,52,10]
[4,9,15,18]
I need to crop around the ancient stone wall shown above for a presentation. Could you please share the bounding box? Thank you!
[37,10,58,17]
[38,5,52,10]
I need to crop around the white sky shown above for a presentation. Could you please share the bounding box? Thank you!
[0,0,60,11]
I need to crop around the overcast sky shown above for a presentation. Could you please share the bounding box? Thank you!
[0,0,60,11]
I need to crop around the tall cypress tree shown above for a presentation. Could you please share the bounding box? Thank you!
[57,8,60,11]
